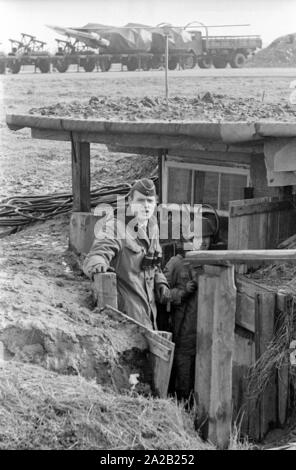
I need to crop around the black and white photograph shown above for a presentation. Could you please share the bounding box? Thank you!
[1,0,296,453]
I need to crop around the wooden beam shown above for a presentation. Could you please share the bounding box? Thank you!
[185,249,296,264]
[255,292,277,439]
[158,150,164,203]
[229,198,294,217]
[276,294,290,427]
[104,305,175,398]
[168,148,252,164]
[264,141,296,187]
[195,264,236,449]
[30,127,263,157]
[30,128,233,151]
[71,141,91,212]
[93,273,118,310]
[265,138,296,172]
[8,114,296,141]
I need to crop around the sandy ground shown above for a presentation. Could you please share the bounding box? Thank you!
[1,67,296,198]
[1,68,296,449]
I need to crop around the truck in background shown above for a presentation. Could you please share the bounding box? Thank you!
[0,33,51,74]
[0,24,262,73]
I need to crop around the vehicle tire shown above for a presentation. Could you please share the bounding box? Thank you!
[197,56,212,69]
[212,56,228,68]
[99,57,112,72]
[9,59,21,74]
[151,55,161,70]
[141,57,152,71]
[55,57,68,73]
[126,56,138,71]
[0,60,6,74]
[38,58,50,73]
[83,57,96,72]
[230,52,246,68]
[168,56,178,70]
[180,54,197,69]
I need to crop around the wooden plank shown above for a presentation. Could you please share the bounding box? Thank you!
[7,114,227,139]
[220,122,258,143]
[265,138,296,172]
[276,294,290,427]
[158,150,164,204]
[8,114,296,141]
[93,273,118,310]
[104,305,175,398]
[105,144,260,157]
[185,249,296,264]
[255,292,277,439]
[31,128,70,141]
[266,169,296,187]
[195,264,236,449]
[71,141,91,212]
[30,127,222,150]
[104,305,174,351]
[146,331,175,398]
[247,338,260,440]
[168,149,252,162]
[232,330,256,436]
[229,199,294,217]
[236,291,255,333]
[258,122,296,138]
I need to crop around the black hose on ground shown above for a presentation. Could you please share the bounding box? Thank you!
[0,178,158,234]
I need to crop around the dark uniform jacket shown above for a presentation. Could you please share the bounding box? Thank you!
[164,254,199,399]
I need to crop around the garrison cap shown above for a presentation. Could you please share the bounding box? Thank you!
[131,178,156,197]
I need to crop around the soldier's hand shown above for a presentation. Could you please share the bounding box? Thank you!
[93,264,108,274]
[185,280,197,293]
[158,284,171,303]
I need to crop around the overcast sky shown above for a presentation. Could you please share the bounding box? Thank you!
[0,0,294,52]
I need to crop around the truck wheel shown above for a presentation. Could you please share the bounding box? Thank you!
[141,57,152,71]
[168,56,178,70]
[83,57,96,72]
[55,58,68,73]
[197,57,212,69]
[38,58,50,73]
[0,61,6,74]
[212,56,228,68]
[126,56,138,71]
[9,59,21,74]
[99,57,111,72]
[230,52,246,68]
[151,56,161,69]
[180,55,196,69]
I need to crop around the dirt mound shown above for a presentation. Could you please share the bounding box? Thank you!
[29,94,296,122]
[247,33,296,67]
[0,361,212,450]
[0,215,154,393]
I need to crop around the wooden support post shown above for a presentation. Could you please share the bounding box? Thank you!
[93,273,118,310]
[71,140,91,212]
[195,264,236,449]
[157,149,164,204]
[255,292,277,439]
[276,294,290,427]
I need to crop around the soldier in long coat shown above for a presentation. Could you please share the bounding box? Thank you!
[83,179,170,330]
